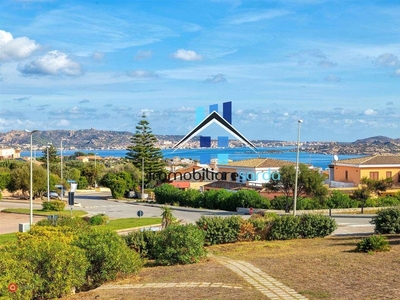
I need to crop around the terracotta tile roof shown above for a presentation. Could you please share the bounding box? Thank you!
[171,165,203,174]
[169,182,190,189]
[204,181,246,190]
[337,155,400,165]
[224,158,296,168]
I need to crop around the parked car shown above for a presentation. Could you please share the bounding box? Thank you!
[44,191,60,199]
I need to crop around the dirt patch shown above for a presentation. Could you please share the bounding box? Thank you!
[64,235,400,300]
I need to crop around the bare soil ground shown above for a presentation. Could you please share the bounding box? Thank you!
[65,234,400,300]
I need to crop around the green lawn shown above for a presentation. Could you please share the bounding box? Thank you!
[0,217,162,246]
[97,218,162,231]
[1,208,87,217]
[0,233,17,244]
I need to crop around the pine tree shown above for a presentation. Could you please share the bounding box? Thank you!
[126,114,165,185]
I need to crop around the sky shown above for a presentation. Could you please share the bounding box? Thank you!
[0,0,399,142]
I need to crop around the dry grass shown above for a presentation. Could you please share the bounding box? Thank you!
[65,235,400,300]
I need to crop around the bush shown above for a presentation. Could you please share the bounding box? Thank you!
[0,235,89,299]
[72,228,143,288]
[270,195,289,210]
[327,190,358,208]
[356,235,391,253]
[196,215,243,245]
[89,213,109,225]
[35,216,91,233]
[371,207,400,234]
[42,200,66,211]
[152,224,206,265]
[299,214,337,238]
[237,222,257,241]
[123,229,158,259]
[268,215,301,240]
[154,184,183,204]
[247,212,279,240]
[0,248,35,300]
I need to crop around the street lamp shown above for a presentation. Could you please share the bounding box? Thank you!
[46,143,52,202]
[293,120,303,216]
[94,153,98,188]
[60,139,66,201]
[25,129,38,226]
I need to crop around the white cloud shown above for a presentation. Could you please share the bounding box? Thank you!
[0,30,40,61]
[364,109,377,116]
[393,69,400,77]
[92,51,105,61]
[134,50,152,60]
[375,53,400,67]
[172,49,203,61]
[324,74,341,82]
[204,74,228,83]
[229,10,291,25]
[126,70,158,79]
[18,50,82,76]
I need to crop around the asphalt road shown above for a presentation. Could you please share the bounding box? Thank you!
[0,190,375,235]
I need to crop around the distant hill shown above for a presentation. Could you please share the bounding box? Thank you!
[0,129,135,150]
[354,136,400,144]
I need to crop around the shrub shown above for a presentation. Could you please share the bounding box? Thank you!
[89,213,109,225]
[123,229,158,259]
[42,200,66,211]
[270,195,288,210]
[326,190,358,208]
[0,236,89,299]
[378,196,400,207]
[371,207,400,234]
[356,235,391,253]
[17,225,75,244]
[154,184,183,204]
[196,215,243,245]
[247,212,278,240]
[297,197,323,210]
[232,190,271,211]
[237,222,257,241]
[72,228,143,288]
[268,215,301,240]
[35,216,91,233]
[152,224,206,265]
[0,247,35,300]
[299,214,337,238]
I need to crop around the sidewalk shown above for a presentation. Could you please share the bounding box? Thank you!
[0,212,45,234]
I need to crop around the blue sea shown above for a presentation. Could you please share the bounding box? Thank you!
[20,147,362,169]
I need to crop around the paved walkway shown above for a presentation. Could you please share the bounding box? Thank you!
[214,256,308,300]
[97,254,308,300]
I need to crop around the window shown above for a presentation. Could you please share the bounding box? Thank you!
[369,172,379,180]
[345,170,348,180]
[386,171,392,179]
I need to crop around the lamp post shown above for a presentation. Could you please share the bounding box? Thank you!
[25,129,38,226]
[94,153,98,188]
[60,139,65,201]
[46,143,51,202]
[293,120,303,216]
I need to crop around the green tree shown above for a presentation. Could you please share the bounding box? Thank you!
[353,177,394,214]
[6,163,47,198]
[41,144,59,165]
[361,177,393,196]
[126,114,165,185]
[264,164,328,212]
